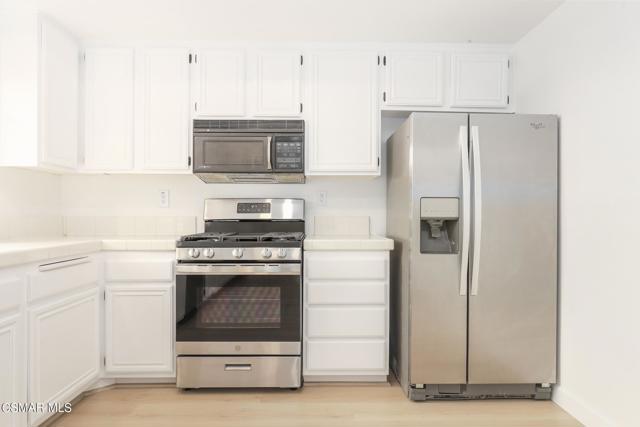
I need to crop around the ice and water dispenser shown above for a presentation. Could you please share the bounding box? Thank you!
[420,197,459,254]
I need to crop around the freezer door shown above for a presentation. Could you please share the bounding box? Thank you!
[409,113,469,385]
[468,114,557,384]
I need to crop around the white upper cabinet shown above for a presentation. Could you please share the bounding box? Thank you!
[383,51,443,107]
[139,48,191,170]
[0,14,79,171]
[83,48,135,170]
[307,50,380,175]
[39,19,80,169]
[195,49,245,117]
[450,53,510,108]
[254,51,302,117]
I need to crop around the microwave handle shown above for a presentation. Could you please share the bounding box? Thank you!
[267,136,273,170]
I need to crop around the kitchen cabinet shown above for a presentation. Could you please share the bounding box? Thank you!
[253,51,302,117]
[27,257,100,426]
[450,52,510,108]
[306,51,380,175]
[0,277,26,427]
[138,48,191,171]
[0,14,79,171]
[303,251,389,381]
[194,49,246,117]
[83,48,135,170]
[382,51,444,107]
[104,256,175,376]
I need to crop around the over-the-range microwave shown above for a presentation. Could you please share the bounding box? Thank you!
[192,119,305,184]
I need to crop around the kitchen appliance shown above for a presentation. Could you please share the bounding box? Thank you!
[175,198,304,389]
[387,113,557,400]
[192,120,305,184]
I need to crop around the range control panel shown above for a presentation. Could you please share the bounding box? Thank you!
[237,202,271,214]
[274,135,304,171]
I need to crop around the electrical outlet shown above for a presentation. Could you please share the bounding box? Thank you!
[319,191,327,206]
[159,190,170,208]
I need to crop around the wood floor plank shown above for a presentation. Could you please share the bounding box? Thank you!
[51,383,582,427]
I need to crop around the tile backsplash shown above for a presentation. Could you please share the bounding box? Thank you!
[64,216,196,238]
[0,215,64,240]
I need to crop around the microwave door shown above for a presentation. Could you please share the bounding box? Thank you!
[194,136,271,173]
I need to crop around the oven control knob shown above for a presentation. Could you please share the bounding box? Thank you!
[261,248,272,259]
[277,248,288,259]
[232,248,244,258]
[203,248,215,258]
[188,248,200,258]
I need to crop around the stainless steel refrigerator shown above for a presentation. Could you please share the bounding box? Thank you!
[387,113,557,400]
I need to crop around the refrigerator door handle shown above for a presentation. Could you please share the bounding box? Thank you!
[470,125,482,296]
[459,125,470,296]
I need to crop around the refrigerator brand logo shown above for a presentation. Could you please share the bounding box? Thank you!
[530,122,545,130]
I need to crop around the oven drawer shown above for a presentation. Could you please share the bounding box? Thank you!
[176,356,301,389]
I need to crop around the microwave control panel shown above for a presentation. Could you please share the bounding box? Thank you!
[274,135,304,171]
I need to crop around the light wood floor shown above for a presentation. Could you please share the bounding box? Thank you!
[51,382,581,427]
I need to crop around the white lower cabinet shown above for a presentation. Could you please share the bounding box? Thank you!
[0,276,26,427]
[104,255,175,377]
[28,288,100,426]
[303,251,389,381]
[105,285,173,376]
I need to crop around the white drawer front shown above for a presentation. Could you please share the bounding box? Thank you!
[29,258,98,303]
[0,278,22,314]
[307,280,386,305]
[307,307,385,338]
[305,252,387,280]
[306,340,386,371]
[105,260,174,282]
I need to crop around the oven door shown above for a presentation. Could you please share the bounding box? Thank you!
[193,134,272,173]
[175,263,301,355]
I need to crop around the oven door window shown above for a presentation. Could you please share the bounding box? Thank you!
[193,136,269,172]
[176,274,300,342]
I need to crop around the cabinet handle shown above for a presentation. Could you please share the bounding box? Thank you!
[39,257,90,272]
[225,364,252,371]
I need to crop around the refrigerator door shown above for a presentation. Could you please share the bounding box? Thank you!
[468,114,557,384]
[409,113,469,385]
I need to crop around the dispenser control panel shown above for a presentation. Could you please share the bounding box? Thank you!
[420,198,459,219]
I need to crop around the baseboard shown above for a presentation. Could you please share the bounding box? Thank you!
[553,385,614,427]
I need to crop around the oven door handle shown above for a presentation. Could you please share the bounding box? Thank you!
[175,263,301,275]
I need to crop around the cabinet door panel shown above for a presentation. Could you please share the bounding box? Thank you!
[307,307,385,338]
[384,51,443,107]
[39,19,79,169]
[0,313,25,427]
[255,51,301,116]
[84,48,134,170]
[451,53,509,108]
[140,48,190,170]
[29,289,100,426]
[105,285,173,375]
[308,51,379,174]
[196,49,245,117]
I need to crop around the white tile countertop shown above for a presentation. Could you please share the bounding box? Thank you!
[0,237,177,269]
[304,235,394,251]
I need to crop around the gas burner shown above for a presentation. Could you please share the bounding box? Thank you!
[180,232,235,242]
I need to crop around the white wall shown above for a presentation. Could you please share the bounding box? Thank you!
[59,174,387,235]
[514,2,640,426]
[0,168,62,238]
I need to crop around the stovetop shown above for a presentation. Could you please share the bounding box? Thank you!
[180,231,304,243]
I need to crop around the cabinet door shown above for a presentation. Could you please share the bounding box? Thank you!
[28,288,100,427]
[450,53,509,108]
[105,285,173,375]
[254,51,302,116]
[0,278,26,427]
[195,49,245,117]
[39,19,79,169]
[83,48,134,170]
[383,51,443,107]
[307,51,379,174]
[140,48,190,170]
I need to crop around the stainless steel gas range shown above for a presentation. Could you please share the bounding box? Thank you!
[175,198,304,389]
